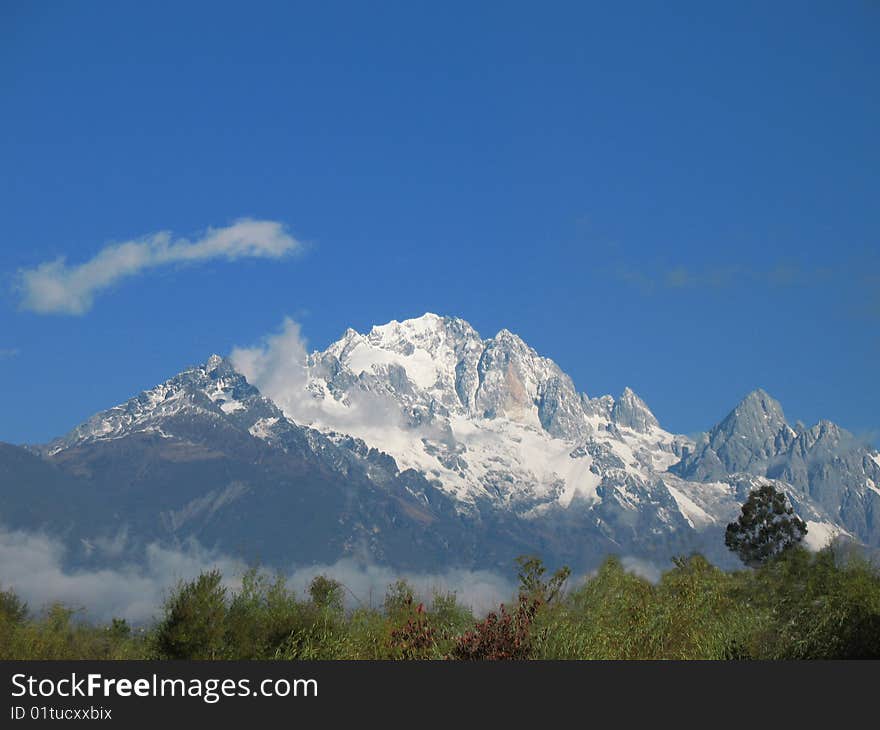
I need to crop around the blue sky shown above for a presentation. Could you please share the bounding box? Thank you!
[1,1,877,445]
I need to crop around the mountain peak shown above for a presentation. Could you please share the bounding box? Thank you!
[671,387,792,480]
[360,313,483,351]
[42,353,278,454]
[735,388,786,420]
[205,353,225,371]
[370,312,445,336]
[714,388,788,447]
[611,387,659,433]
[491,328,530,351]
[798,419,847,449]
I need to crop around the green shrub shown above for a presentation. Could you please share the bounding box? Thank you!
[533,556,657,659]
[308,575,345,614]
[745,545,880,659]
[0,585,28,624]
[3,549,880,660]
[154,570,228,659]
[651,554,755,659]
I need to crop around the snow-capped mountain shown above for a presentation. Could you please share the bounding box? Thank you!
[275,313,690,513]
[43,355,281,455]
[28,353,504,570]
[7,313,879,572]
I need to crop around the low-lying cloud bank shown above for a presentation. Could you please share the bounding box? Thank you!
[0,526,516,624]
[0,527,248,624]
[17,219,301,315]
[285,560,515,617]
[0,523,682,625]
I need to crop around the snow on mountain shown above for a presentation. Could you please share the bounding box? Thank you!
[38,312,880,567]
[42,355,281,455]
[673,389,880,546]
[233,313,723,524]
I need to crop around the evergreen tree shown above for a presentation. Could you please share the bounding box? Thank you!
[725,484,807,567]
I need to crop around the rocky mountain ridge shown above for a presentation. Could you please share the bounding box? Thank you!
[4,313,877,572]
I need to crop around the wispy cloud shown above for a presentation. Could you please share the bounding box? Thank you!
[612,264,657,295]
[16,219,302,315]
[853,428,880,449]
[0,348,19,360]
[662,265,746,290]
[615,261,833,294]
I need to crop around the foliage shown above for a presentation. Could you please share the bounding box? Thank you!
[740,545,880,659]
[515,555,571,604]
[3,547,880,660]
[388,598,436,660]
[154,570,228,659]
[450,556,567,660]
[531,556,659,659]
[725,484,807,567]
[428,590,474,640]
[224,569,305,659]
[308,575,345,614]
[0,585,28,624]
[650,554,755,659]
[450,594,539,660]
[0,601,147,660]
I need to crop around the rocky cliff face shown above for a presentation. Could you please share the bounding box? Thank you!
[674,389,794,480]
[611,387,660,434]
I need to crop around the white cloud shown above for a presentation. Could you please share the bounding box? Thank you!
[231,317,411,432]
[285,559,514,616]
[0,526,248,624]
[0,526,514,623]
[230,317,313,417]
[17,219,302,315]
[620,556,664,583]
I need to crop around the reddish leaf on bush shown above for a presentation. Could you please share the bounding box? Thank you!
[450,595,540,660]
